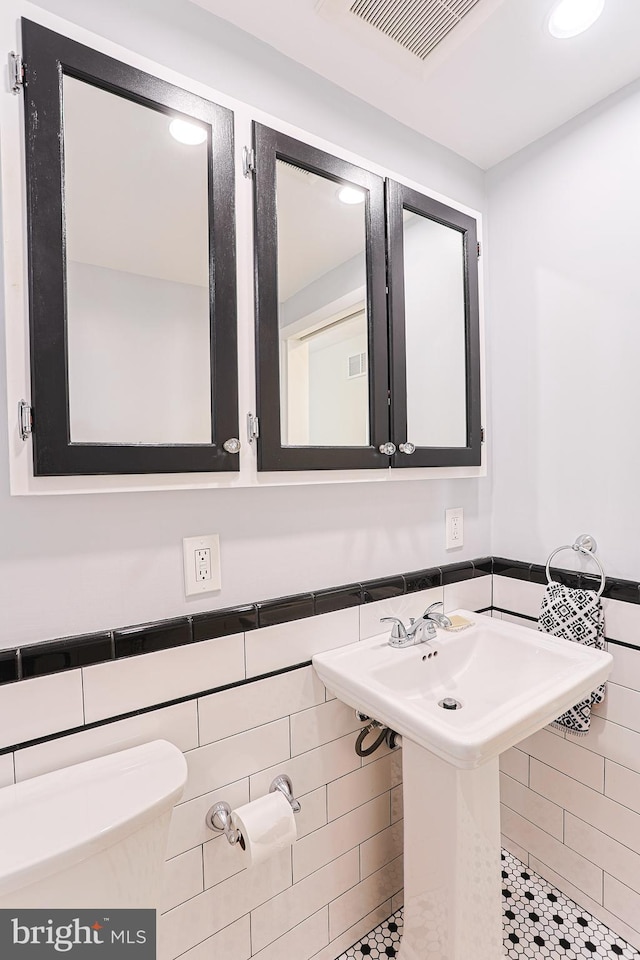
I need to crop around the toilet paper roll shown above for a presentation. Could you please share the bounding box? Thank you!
[230,791,297,867]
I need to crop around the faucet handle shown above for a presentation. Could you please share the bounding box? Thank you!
[380,617,407,640]
[424,601,444,617]
[422,601,452,629]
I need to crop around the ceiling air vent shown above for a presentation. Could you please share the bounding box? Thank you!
[349,0,483,60]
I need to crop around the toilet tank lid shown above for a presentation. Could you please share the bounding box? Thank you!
[0,739,187,898]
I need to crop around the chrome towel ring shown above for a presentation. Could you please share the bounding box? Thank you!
[545,534,606,597]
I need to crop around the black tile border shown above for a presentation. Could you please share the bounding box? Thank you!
[193,605,258,642]
[0,660,314,757]
[3,594,640,758]
[115,619,192,658]
[493,557,640,603]
[313,585,363,616]
[0,650,19,685]
[361,576,405,603]
[403,567,441,593]
[1,555,638,687]
[21,632,113,678]
[491,606,639,652]
[257,594,315,628]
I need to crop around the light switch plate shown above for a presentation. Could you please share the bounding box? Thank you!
[445,508,464,549]
[183,534,221,596]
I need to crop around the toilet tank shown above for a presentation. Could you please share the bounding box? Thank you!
[0,740,187,909]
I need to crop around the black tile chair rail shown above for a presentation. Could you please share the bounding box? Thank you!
[115,619,192,658]
[402,567,441,593]
[441,558,492,584]
[493,556,640,603]
[313,584,363,617]
[193,605,258,641]
[21,632,113,678]
[0,650,19,685]
[2,556,636,685]
[257,594,315,628]
[361,576,405,603]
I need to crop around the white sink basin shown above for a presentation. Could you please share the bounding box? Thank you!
[313,609,612,768]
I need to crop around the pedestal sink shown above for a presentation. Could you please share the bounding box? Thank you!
[313,610,612,960]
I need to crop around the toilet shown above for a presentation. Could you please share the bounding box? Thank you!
[0,740,187,909]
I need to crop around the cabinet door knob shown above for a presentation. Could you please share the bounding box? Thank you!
[223,438,241,454]
[378,442,397,456]
[399,442,415,455]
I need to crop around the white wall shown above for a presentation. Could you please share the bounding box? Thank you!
[67,262,211,444]
[308,320,368,446]
[487,78,640,580]
[404,217,467,448]
[0,0,489,646]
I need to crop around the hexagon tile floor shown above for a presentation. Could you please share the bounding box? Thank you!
[337,850,640,960]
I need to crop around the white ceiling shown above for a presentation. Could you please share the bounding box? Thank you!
[188,0,640,169]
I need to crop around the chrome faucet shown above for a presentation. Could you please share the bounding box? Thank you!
[381,602,452,648]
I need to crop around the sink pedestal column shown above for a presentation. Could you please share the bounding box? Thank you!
[399,739,504,960]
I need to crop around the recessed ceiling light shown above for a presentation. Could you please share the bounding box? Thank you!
[169,118,207,145]
[337,186,365,205]
[548,0,605,39]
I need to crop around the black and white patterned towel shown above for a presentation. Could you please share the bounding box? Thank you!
[538,581,605,735]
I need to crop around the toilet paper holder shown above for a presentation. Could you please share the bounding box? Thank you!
[206,774,301,846]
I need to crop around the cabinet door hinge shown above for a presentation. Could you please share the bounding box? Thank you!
[9,52,25,94]
[18,400,33,440]
[480,425,485,444]
[247,412,260,443]
[242,146,256,178]
[477,241,482,259]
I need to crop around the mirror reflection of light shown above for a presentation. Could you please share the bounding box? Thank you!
[169,118,207,145]
[548,0,605,38]
[337,186,365,205]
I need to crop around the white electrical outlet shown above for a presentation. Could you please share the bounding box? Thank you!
[445,508,464,549]
[183,535,221,596]
[195,548,211,582]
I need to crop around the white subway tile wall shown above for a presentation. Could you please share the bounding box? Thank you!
[0,670,84,749]
[492,575,546,618]
[358,587,442,640]
[0,752,14,787]
[4,593,404,960]
[1,567,639,957]
[14,700,199,781]
[496,574,640,950]
[245,608,359,677]
[441,574,492,612]
[82,633,245,723]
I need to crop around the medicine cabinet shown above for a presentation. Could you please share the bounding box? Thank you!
[9,16,483,488]
[20,19,239,476]
[252,123,482,472]
[252,123,390,471]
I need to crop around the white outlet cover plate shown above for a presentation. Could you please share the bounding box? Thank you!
[183,534,221,596]
[445,507,464,550]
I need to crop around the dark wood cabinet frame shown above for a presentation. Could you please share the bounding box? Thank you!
[252,122,390,471]
[21,19,239,475]
[386,179,482,468]
[252,124,482,473]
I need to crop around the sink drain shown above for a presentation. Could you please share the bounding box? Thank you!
[438,697,462,710]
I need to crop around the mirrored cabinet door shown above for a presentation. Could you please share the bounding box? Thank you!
[386,179,482,467]
[252,123,390,471]
[21,20,238,475]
